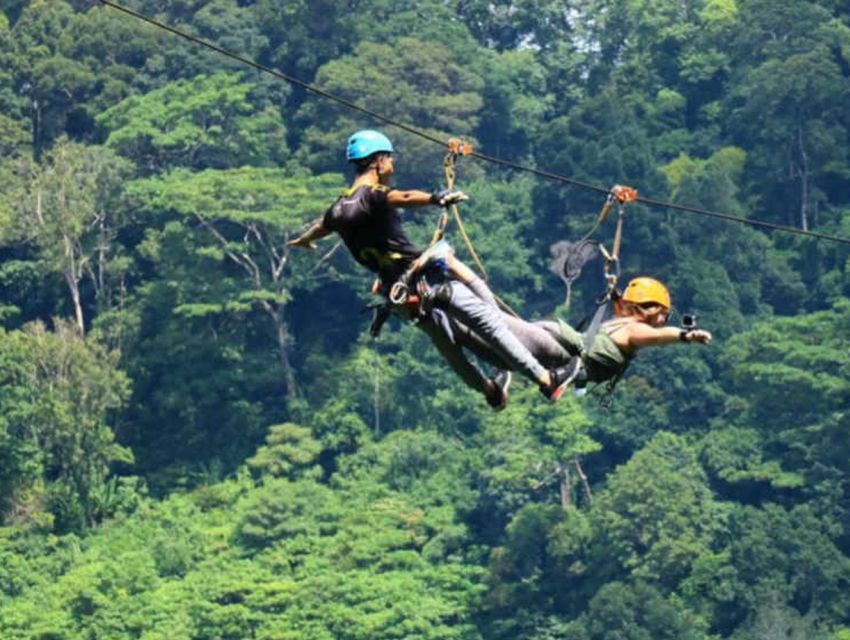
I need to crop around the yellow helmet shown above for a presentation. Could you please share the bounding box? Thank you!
[621,277,671,310]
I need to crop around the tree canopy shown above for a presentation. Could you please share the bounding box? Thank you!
[0,1,849,638]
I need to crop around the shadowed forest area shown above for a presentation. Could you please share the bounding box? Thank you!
[1,0,850,638]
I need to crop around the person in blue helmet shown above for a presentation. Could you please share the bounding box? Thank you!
[287,129,574,408]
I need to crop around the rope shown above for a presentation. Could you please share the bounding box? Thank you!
[441,148,519,317]
[428,157,452,246]
[442,151,488,280]
[95,0,850,248]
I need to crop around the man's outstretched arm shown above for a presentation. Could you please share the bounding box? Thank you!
[387,189,468,208]
[286,220,333,250]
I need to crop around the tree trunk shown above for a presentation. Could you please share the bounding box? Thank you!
[573,459,593,506]
[62,231,85,335]
[797,125,810,231]
[272,307,297,400]
[32,98,42,162]
[64,271,85,336]
[95,215,108,313]
[799,165,809,232]
[560,462,572,509]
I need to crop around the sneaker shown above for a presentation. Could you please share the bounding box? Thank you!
[540,358,583,402]
[486,370,512,411]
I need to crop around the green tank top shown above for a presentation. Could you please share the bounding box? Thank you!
[556,319,633,382]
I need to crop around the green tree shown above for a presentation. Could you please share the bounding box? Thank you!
[0,116,30,169]
[63,2,166,111]
[3,138,131,334]
[127,167,341,398]
[717,504,850,636]
[236,477,340,548]
[719,301,850,501]
[725,0,850,230]
[575,580,714,640]
[486,502,568,617]
[0,11,21,122]
[478,389,599,518]
[460,0,576,52]
[295,37,484,185]
[247,422,322,480]
[663,146,808,316]
[0,320,131,531]
[476,50,554,163]
[255,0,356,78]
[587,432,727,586]
[8,0,95,157]
[98,72,289,172]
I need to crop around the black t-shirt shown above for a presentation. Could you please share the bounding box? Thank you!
[322,184,422,281]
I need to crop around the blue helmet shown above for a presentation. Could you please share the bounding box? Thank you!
[346,130,394,162]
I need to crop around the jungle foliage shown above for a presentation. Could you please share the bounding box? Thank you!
[0,0,849,638]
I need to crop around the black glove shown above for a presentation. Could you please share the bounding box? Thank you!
[370,305,391,338]
[430,189,469,207]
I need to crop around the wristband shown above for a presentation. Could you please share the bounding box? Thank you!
[679,329,692,342]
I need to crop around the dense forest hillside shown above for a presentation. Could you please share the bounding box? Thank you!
[0,1,849,638]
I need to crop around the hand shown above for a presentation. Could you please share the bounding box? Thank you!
[286,236,317,250]
[431,189,469,207]
[688,329,712,344]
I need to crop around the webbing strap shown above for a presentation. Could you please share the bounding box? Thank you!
[579,186,635,357]
[601,205,626,293]
[582,298,610,354]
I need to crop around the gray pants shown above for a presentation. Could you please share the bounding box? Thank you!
[415,277,548,394]
[453,314,576,370]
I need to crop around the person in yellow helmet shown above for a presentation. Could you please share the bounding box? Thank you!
[595,276,711,355]
[449,276,712,391]
[540,276,711,385]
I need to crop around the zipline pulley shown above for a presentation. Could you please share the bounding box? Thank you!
[597,184,637,298]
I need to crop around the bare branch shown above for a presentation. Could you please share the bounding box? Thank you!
[193,213,262,284]
[310,240,343,274]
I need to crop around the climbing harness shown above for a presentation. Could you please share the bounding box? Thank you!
[388,240,454,307]
[364,238,457,339]
[366,139,482,335]
[382,138,517,325]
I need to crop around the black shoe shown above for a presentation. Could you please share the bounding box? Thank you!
[540,358,583,403]
[486,370,512,411]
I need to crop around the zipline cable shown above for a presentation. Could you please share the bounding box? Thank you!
[95,0,850,248]
[635,195,850,245]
